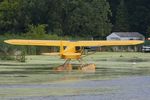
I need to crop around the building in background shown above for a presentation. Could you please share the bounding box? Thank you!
[107,32,145,40]
[106,32,145,51]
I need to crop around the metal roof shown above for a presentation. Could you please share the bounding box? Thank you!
[113,32,144,37]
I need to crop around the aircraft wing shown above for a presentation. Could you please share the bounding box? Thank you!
[71,40,144,46]
[4,39,68,46]
[4,39,144,47]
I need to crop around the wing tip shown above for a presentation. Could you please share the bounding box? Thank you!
[4,40,11,44]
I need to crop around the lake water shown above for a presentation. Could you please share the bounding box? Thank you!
[0,53,150,100]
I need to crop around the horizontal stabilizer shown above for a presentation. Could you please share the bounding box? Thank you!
[41,53,60,56]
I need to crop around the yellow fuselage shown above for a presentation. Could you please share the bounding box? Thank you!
[60,45,81,59]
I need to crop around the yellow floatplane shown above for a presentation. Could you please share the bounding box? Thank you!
[4,39,143,72]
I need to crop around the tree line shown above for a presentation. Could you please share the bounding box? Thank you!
[0,0,150,39]
[109,0,150,37]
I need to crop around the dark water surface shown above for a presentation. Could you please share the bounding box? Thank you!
[1,76,150,100]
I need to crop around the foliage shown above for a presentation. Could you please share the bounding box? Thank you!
[0,0,30,33]
[126,0,150,35]
[0,0,112,38]
[0,0,150,39]
[0,43,15,60]
[114,0,129,32]
[25,24,47,39]
[66,0,112,38]
[146,27,150,37]
[109,0,150,37]
[17,50,26,62]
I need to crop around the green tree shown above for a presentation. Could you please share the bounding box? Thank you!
[114,0,129,32]
[0,0,31,33]
[90,0,112,38]
[0,0,112,38]
[25,24,47,39]
[65,0,112,38]
[146,27,150,37]
[127,0,150,36]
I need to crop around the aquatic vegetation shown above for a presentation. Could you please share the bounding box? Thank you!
[0,52,150,98]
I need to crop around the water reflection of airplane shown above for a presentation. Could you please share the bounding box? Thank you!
[4,39,143,72]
